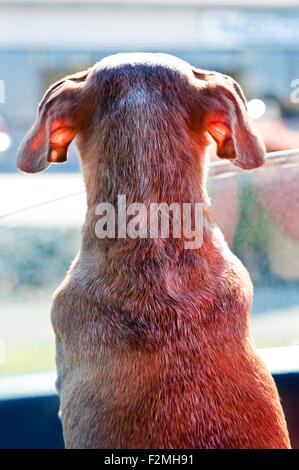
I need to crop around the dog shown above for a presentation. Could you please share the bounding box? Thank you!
[17,53,290,449]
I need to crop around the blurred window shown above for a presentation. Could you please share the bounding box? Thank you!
[1,152,299,376]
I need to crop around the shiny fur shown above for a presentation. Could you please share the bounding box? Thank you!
[17,53,290,449]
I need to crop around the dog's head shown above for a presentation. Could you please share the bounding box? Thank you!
[17,53,265,174]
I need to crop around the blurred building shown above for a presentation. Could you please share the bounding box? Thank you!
[0,0,299,170]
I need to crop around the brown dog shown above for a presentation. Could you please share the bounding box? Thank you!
[17,53,290,449]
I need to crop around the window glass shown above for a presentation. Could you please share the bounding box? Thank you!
[0,174,85,375]
[1,153,299,376]
[1,6,299,376]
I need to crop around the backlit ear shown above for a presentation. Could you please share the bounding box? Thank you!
[193,70,265,170]
[17,70,89,173]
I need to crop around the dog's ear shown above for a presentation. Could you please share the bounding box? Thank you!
[193,70,265,169]
[17,70,89,173]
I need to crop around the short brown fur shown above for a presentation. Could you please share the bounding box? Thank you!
[17,53,290,449]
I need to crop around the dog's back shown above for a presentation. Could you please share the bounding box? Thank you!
[18,53,290,448]
[51,231,288,448]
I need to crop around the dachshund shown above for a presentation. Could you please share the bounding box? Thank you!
[17,53,290,449]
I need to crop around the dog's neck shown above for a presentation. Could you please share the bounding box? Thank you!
[78,117,213,253]
[82,160,213,256]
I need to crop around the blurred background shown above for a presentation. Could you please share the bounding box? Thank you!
[0,0,299,448]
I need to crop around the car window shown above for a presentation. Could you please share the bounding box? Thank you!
[1,151,299,376]
[0,174,85,375]
[209,149,299,349]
